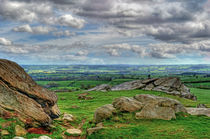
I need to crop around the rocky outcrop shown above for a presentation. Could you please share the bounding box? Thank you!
[111,77,196,100]
[186,108,210,117]
[0,59,60,126]
[87,84,112,92]
[94,94,186,122]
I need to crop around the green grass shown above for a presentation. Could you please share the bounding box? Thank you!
[190,88,210,107]
[56,89,210,139]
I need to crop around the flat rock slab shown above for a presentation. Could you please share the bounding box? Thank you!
[186,108,210,117]
[0,59,60,126]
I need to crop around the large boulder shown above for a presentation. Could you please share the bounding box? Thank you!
[111,80,145,91]
[87,84,112,92]
[110,77,196,100]
[112,97,143,112]
[0,59,60,126]
[94,104,116,123]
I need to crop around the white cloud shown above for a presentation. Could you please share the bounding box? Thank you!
[0,37,12,46]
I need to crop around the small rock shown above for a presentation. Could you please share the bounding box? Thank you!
[66,129,82,135]
[15,125,27,136]
[112,97,143,112]
[87,127,104,135]
[63,113,74,121]
[197,104,207,108]
[60,97,66,100]
[1,121,13,128]
[38,135,52,139]
[96,122,103,127]
[71,105,80,109]
[186,108,210,117]
[1,130,9,136]
[94,104,116,123]
[13,137,25,139]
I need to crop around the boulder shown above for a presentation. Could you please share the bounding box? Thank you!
[111,80,145,91]
[112,97,143,112]
[87,127,104,135]
[38,136,52,139]
[87,84,112,92]
[186,108,210,117]
[136,104,176,120]
[66,128,82,135]
[15,125,27,136]
[110,77,196,100]
[94,104,116,123]
[0,59,60,126]
[1,130,9,136]
[63,113,74,122]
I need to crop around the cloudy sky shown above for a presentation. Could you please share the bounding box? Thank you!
[0,0,210,65]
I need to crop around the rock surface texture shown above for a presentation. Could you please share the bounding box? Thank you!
[89,77,196,100]
[94,94,187,122]
[186,108,210,117]
[0,59,60,126]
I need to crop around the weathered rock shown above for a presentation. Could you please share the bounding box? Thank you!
[1,130,9,136]
[78,93,94,100]
[87,84,112,92]
[197,104,207,108]
[38,136,52,139]
[66,128,82,135]
[186,108,210,117]
[63,113,74,122]
[15,125,27,136]
[109,77,196,100]
[136,104,176,120]
[112,97,143,112]
[0,59,60,126]
[134,94,187,113]
[111,80,145,91]
[94,104,116,123]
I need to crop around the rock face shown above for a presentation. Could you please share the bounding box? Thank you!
[94,94,186,122]
[0,59,60,126]
[110,77,196,100]
[186,108,210,117]
[87,84,112,92]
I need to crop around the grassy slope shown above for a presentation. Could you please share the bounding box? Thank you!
[56,89,210,139]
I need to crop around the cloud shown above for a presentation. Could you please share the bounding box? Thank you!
[0,37,12,46]
[12,24,56,34]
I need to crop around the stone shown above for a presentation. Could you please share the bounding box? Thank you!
[1,130,9,136]
[136,104,176,120]
[38,136,52,139]
[197,104,207,108]
[15,125,27,136]
[143,83,155,91]
[112,97,143,112]
[63,113,74,122]
[88,84,112,92]
[186,108,210,117]
[94,104,116,123]
[13,137,25,139]
[134,94,186,113]
[87,127,104,135]
[78,93,94,100]
[0,59,60,126]
[66,129,82,135]
[111,80,145,91]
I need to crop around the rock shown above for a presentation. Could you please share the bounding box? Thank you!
[87,127,104,135]
[66,129,82,135]
[38,136,52,139]
[0,59,60,126]
[1,130,9,136]
[13,137,25,139]
[63,113,74,121]
[96,122,103,127]
[111,80,145,91]
[15,125,27,136]
[136,104,176,120]
[112,97,143,112]
[134,94,186,120]
[134,94,186,113]
[94,104,116,123]
[197,104,207,108]
[88,84,112,92]
[78,93,94,100]
[109,77,196,100]
[186,108,210,117]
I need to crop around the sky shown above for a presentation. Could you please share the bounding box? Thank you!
[0,0,210,65]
